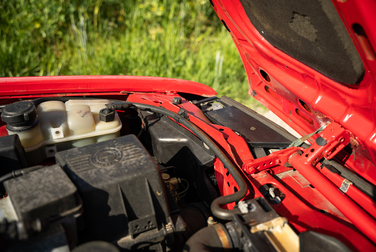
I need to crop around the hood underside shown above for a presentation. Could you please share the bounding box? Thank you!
[211,0,376,171]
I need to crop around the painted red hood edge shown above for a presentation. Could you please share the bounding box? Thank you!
[0,75,217,98]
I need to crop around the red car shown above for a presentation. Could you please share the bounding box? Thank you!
[0,0,375,251]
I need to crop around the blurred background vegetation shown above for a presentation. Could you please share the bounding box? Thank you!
[0,0,263,109]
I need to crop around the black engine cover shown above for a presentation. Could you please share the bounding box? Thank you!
[55,135,170,242]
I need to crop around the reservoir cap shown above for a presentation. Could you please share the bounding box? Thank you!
[99,108,115,122]
[1,101,37,128]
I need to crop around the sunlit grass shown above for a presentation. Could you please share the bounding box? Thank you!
[0,0,264,110]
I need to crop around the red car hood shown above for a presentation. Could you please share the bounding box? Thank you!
[211,0,376,171]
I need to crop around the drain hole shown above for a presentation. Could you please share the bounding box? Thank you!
[295,109,314,125]
[353,23,375,61]
[299,99,311,113]
[260,70,271,82]
[264,86,280,101]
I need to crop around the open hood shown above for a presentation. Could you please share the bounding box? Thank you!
[211,0,376,176]
[1,2,376,251]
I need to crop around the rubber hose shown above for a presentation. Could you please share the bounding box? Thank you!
[182,226,225,252]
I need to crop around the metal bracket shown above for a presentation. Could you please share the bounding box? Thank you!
[298,122,351,166]
[243,147,301,174]
[243,122,350,175]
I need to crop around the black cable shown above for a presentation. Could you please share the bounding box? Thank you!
[176,178,190,197]
[106,101,248,220]
[0,166,44,184]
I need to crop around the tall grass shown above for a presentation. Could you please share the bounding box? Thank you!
[0,0,263,109]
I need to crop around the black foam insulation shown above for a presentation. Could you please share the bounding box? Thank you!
[239,0,364,85]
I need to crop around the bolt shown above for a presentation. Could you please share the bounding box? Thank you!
[166,223,174,234]
[275,196,281,203]
[238,201,249,213]
[161,173,170,181]
[238,201,256,213]
[269,187,276,199]
[207,216,217,225]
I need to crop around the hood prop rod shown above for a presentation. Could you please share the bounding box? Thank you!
[288,122,376,244]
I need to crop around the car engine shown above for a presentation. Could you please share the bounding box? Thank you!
[0,95,359,251]
[0,96,232,251]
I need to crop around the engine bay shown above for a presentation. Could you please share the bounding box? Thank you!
[0,92,375,251]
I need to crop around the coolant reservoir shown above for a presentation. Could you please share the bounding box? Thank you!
[1,101,44,149]
[2,99,122,164]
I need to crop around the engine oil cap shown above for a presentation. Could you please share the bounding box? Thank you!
[1,101,37,128]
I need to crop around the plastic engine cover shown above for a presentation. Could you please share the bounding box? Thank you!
[4,165,79,221]
[55,134,170,242]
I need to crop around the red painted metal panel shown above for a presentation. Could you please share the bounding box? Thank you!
[0,76,217,97]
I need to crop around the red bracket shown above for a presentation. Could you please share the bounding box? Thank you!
[243,122,351,175]
[299,122,350,166]
[243,147,301,174]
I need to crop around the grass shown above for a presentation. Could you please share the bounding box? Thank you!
[0,0,264,110]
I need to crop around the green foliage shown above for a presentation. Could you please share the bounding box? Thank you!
[0,0,263,109]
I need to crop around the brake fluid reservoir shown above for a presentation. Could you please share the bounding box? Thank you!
[1,99,122,164]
